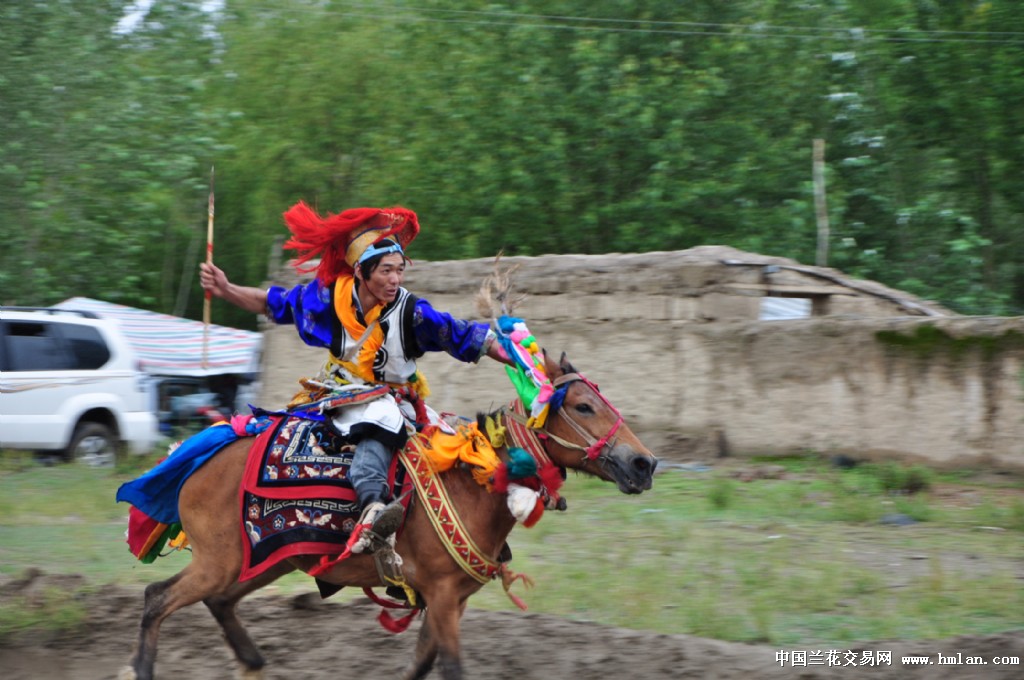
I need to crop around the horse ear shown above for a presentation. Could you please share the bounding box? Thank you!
[543,349,563,378]
[558,351,577,374]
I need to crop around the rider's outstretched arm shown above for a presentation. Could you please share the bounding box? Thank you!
[199,262,269,316]
[484,335,514,366]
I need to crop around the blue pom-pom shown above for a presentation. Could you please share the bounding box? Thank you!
[549,385,568,413]
[497,315,523,334]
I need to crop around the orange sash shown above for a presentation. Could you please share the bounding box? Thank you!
[332,275,384,382]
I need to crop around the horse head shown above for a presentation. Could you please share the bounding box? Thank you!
[538,352,657,494]
[474,258,656,495]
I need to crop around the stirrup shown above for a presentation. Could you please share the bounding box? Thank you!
[351,500,404,554]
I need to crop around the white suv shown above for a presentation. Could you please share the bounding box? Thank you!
[0,307,159,466]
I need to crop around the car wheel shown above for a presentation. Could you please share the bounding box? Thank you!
[66,422,117,468]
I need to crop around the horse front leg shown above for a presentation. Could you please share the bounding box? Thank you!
[402,590,467,680]
[402,615,439,680]
[203,562,296,679]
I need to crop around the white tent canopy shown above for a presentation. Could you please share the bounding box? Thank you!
[55,297,262,378]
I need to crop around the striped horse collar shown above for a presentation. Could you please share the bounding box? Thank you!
[503,399,553,466]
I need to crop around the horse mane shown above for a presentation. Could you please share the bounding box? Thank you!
[474,251,528,320]
[474,400,518,424]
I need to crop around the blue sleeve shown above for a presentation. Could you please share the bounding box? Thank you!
[266,280,336,350]
[412,298,492,363]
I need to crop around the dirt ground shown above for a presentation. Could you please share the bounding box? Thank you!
[1,572,1022,680]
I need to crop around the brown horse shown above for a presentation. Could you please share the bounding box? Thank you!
[120,353,657,680]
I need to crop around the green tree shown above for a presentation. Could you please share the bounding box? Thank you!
[3,0,1023,321]
[0,0,222,312]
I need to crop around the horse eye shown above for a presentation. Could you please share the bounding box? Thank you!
[574,403,595,415]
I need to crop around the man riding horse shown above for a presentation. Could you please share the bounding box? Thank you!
[199,202,513,553]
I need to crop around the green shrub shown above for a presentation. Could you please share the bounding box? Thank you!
[707,476,736,510]
[872,462,933,494]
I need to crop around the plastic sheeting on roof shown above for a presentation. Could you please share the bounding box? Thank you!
[55,297,262,378]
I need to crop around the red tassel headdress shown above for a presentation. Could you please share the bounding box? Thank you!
[282,201,420,284]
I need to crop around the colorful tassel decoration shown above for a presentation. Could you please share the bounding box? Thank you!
[495,315,554,428]
[506,447,538,479]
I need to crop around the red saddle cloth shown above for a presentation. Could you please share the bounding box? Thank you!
[238,414,409,581]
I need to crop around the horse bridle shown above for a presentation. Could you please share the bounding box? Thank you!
[541,372,624,462]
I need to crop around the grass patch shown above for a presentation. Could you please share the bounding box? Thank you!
[0,580,89,645]
[968,497,1024,531]
[0,453,1022,646]
[0,450,41,474]
[474,463,1024,645]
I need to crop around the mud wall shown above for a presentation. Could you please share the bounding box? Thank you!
[258,252,1024,470]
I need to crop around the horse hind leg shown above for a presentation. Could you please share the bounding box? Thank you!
[120,563,237,680]
[203,562,296,679]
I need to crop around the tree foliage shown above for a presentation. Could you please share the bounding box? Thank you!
[2,0,1023,329]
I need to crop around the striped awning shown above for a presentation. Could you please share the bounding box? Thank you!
[55,297,262,377]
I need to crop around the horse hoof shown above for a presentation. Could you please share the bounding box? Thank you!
[117,668,138,680]
[238,668,264,680]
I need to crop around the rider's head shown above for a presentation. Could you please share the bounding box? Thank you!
[281,202,419,284]
[356,238,407,280]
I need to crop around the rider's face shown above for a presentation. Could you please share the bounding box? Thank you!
[358,252,406,306]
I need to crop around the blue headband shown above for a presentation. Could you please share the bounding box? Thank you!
[357,241,404,265]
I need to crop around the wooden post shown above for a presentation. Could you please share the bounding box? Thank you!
[203,167,214,369]
[813,139,829,267]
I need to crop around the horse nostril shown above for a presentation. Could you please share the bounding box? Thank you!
[632,455,656,475]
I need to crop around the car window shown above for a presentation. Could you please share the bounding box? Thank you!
[56,323,111,369]
[2,321,75,371]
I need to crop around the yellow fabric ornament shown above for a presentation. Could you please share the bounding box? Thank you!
[485,414,506,448]
[418,422,501,489]
[168,530,189,550]
[400,369,431,400]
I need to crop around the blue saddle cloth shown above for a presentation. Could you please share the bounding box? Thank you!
[115,423,241,525]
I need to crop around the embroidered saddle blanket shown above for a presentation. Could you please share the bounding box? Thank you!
[239,414,410,581]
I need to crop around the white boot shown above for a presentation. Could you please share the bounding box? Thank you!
[350,500,404,554]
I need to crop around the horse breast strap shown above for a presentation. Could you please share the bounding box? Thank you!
[398,437,499,584]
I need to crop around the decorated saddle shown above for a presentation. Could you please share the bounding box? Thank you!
[239,412,409,581]
[118,406,514,583]
[116,404,406,571]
